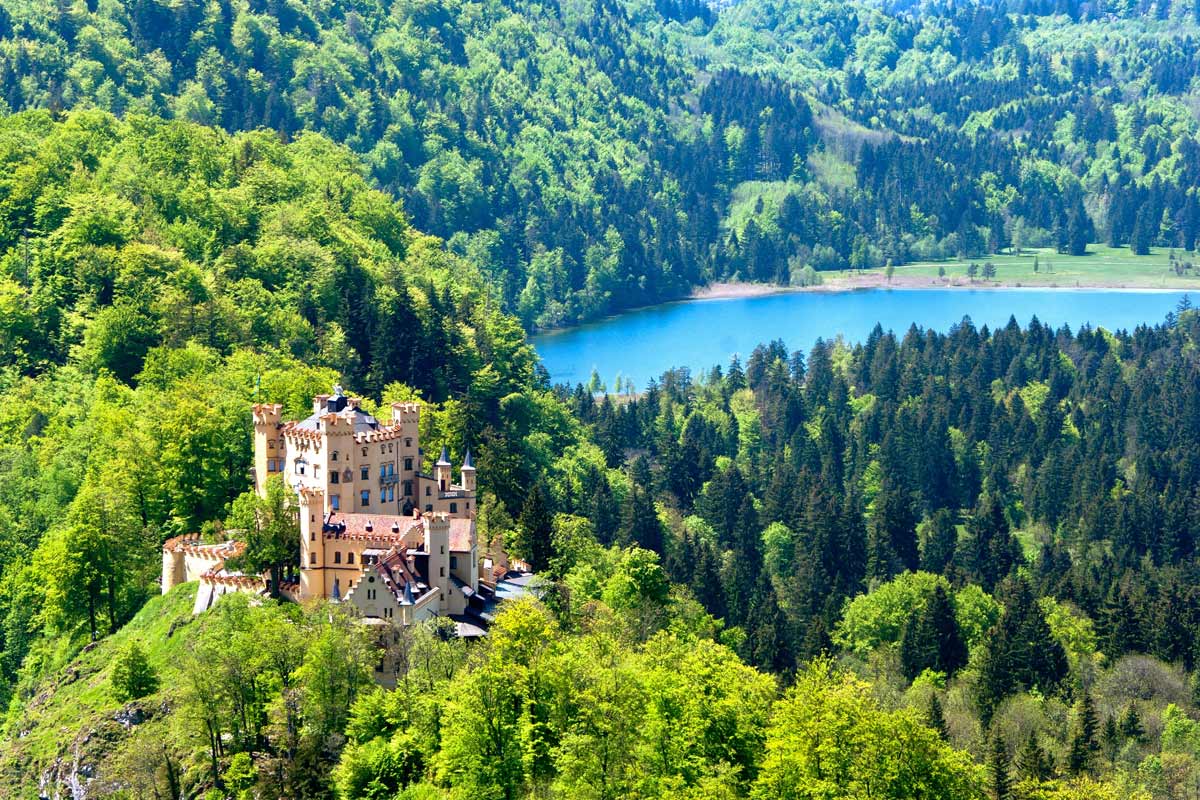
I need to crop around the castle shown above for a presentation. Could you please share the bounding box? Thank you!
[162,388,517,634]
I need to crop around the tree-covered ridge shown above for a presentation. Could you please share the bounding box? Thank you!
[0,0,715,326]
[0,109,595,722]
[693,0,1200,262]
[8,0,1198,328]
[0,108,525,397]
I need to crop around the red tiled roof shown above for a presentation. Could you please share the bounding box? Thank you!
[327,513,421,540]
[449,518,475,552]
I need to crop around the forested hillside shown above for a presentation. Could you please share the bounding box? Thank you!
[0,108,586,722]
[3,0,1198,326]
[4,0,1200,797]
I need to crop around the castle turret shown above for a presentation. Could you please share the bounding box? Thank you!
[435,445,452,492]
[461,448,476,493]
[252,403,283,495]
[426,513,452,608]
[298,486,325,599]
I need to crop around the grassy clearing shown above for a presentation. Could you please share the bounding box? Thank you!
[884,245,1200,289]
[0,584,200,796]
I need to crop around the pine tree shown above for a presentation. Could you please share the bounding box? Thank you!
[976,577,1068,724]
[920,508,958,574]
[1120,704,1145,743]
[1016,733,1051,782]
[988,730,1011,800]
[1101,714,1121,762]
[927,693,948,740]
[900,584,968,679]
[1067,690,1099,775]
[517,481,555,572]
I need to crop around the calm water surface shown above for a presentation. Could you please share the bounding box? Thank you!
[531,288,1193,389]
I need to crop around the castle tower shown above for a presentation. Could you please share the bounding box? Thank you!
[297,486,325,599]
[426,513,452,610]
[252,403,283,496]
[461,448,476,493]
[321,409,355,514]
[435,445,452,492]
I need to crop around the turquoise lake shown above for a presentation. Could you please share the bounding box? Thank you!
[531,288,1195,390]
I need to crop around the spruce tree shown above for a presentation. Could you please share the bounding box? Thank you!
[1016,733,1051,782]
[1120,704,1145,743]
[988,731,1011,800]
[900,584,968,679]
[927,693,948,740]
[517,481,555,572]
[1067,690,1099,775]
[920,508,958,574]
[1101,714,1121,762]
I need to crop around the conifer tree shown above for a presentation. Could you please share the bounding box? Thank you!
[920,508,958,575]
[1016,733,1051,782]
[1101,714,1121,762]
[977,577,1068,724]
[517,481,555,572]
[1067,690,1099,775]
[988,730,1011,800]
[1120,704,1145,743]
[927,693,948,741]
[900,584,968,679]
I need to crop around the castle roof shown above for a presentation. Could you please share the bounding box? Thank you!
[291,405,382,435]
[436,445,451,466]
[448,518,475,552]
[462,448,474,469]
[321,511,475,552]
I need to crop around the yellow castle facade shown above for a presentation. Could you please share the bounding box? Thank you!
[164,389,491,627]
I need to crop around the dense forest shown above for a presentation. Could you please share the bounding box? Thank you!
[2,0,1199,326]
[3,0,1200,797]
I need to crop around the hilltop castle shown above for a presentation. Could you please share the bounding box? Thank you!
[162,388,518,633]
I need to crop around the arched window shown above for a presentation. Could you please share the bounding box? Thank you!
[331,451,339,462]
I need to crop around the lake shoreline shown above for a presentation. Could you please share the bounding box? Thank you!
[692,275,1196,300]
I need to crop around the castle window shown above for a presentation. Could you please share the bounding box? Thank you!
[331,451,338,462]
[268,439,276,450]
[334,552,342,564]
[310,529,316,541]
[405,438,412,447]
[425,504,432,512]
[361,466,369,480]
[381,445,386,454]
[465,502,470,510]
[425,486,431,496]
[362,447,368,457]
[404,457,413,470]
[403,481,413,496]
[348,552,355,565]
[450,556,458,570]
[449,502,458,514]
[360,490,370,507]
[309,552,316,564]
[331,495,340,510]
[388,443,393,453]
[440,566,445,577]
[331,471,339,484]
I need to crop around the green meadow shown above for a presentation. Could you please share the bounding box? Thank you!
[877,245,1200,289]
